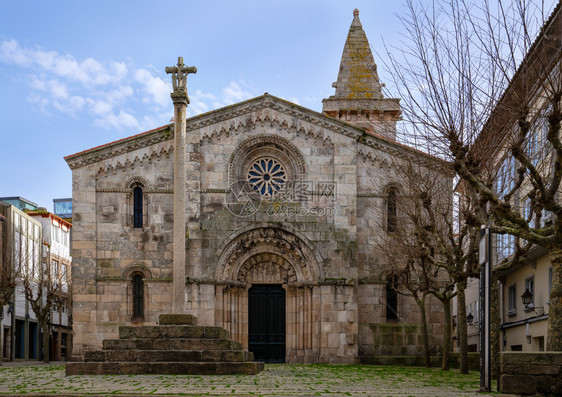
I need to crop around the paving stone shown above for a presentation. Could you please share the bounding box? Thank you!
[0,361,515,396]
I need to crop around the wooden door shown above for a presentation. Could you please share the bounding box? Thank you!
[248,284,285,362]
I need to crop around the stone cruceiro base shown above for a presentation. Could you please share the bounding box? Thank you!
[66,314,264,375]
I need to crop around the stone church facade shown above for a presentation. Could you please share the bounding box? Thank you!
[66,10,448,363]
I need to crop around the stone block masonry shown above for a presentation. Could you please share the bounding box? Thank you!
[499,352,562,396]
[66,314,264,375]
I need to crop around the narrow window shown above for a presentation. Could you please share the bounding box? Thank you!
[133,186,143,228]
[386,277,398,320]
[525,276,535,309]
[132,274,144,318]
[508,284,516,316]
[386,188,397,232]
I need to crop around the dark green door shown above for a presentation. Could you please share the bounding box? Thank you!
[248,284,285,362]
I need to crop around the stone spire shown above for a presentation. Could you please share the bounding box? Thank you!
[322,9,400,140]
[333,8,383,99]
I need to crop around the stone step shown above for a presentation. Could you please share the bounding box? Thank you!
[66,361,265,375]
[84,349,254,363]
[119,325,229,340]
[103,338,242,351]
[158,314,197,325]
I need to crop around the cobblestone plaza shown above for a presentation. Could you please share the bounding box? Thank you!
[0,362,513,396]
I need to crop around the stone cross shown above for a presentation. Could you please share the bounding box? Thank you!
[165,57,197,97]
[166,56,196,314]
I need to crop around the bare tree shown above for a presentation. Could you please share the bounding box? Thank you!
[386,0,562,351]
[20,241,64,363]
[0,206,17,364]
[376,157,482,371]
[378,213,434,368]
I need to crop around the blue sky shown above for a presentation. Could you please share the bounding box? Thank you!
[0,1,408,211]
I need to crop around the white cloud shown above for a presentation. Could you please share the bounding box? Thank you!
[134,68,170,108]
[0,39,159,131]
[193,89,216,101]
[189,89,218,114]
[302,96,318,104]
[0,39,262,132]
[223,81,253,105]
[89,99,113,116]
[189,101,209,115]
[30,78,47,91]
[0,39,30,65]
[95,110,140,130]
[49,80,69,99]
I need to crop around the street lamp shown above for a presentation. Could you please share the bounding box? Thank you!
[521,289,533,307]
[467,312,474,325]
[520,289,544,314]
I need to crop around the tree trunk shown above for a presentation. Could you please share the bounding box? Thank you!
[416,296,431,367]
[546,249,562,351]
[490,272,500,382]
[441,298,451,371]
[40,319,50,363]
[457,282,469,374]
[0,320,3,365]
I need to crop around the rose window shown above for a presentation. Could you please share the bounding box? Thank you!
[247,158,287,197]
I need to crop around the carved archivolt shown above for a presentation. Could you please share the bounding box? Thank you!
[124,176,151,190]
[215,227,322,284]
[237,253,297,283]
[122,263,152,279]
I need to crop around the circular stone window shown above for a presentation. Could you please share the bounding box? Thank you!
[247,158,287,197]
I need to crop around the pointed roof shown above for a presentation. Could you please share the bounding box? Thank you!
[332,9,383,99]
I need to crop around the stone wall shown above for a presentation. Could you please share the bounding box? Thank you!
[361,352,480,370]
[366,323,442,356]
[499,352,562,396]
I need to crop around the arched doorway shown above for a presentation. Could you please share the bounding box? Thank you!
[214,227,322,363]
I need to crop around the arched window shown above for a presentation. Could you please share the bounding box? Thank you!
[132,274,144,318]
[386,276,398,320]
[386,188,397,232]
[133,185,143,228]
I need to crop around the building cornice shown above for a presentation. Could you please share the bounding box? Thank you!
[64,94,441,170]
[65,124,173,170]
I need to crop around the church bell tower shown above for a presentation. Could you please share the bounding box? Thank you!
[322,9,401,140]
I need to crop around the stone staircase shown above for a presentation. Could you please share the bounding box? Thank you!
[66,314,264,375]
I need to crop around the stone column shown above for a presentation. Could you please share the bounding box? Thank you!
[166,57,197,313]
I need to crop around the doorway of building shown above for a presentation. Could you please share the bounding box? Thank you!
[28,322,37,359]
[15,320,24,359]
[248,284,285,362]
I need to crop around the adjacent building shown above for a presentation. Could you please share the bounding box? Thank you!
[27,210,72,361]
[0,201,42,360]
[53,198,72,223]
[0,199,72,361]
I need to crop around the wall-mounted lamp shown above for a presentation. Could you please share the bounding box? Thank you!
[521,289,544,314]
[467,312,474,324]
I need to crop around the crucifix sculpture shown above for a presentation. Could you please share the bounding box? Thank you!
[166,56,197,313]
[165,57,197,103]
